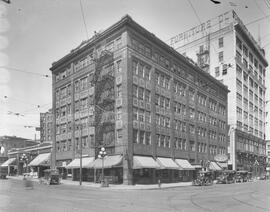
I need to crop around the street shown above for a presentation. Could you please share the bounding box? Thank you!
[0,179,270,212]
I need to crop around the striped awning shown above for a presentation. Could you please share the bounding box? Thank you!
[89,155,123,169]
[1,158,16,167]
[133,156,160,169]
[209,161,222,171]
[156,157,180,169]
[217,162,228,169]
[66,157,95,169]
[28,153,50,166]
[175,159,195,170]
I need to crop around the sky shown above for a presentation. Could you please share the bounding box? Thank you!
[0,0,270,140]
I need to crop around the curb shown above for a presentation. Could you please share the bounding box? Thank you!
[7,176,193,190]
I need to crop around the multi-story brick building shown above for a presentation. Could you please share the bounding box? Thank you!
[50,15,229,184]
[171,10,268,176]
[40,109,53,143]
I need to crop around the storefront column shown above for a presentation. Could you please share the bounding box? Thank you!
[123,157,133,185]
[72,169,75,181]
[152,169,157,183]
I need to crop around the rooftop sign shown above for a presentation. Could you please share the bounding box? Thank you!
[169,11,234,48]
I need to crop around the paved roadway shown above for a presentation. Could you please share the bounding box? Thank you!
[0,178,270,212]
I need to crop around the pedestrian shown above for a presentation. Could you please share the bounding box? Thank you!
[24,175,34,190]
[158,178,161,188]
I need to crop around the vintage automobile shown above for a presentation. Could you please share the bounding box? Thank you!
[235,170,248,183]
[42,169,60,185]
[0,166,8,179]
[193,171,213,186]
[258,175,266,180]
[216,170,236,184]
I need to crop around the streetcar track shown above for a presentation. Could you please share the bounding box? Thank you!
[231,190,270,211]
[190,192,213,212]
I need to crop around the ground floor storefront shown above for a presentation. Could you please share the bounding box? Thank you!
[236,152,266,177]
[61,155,197,185]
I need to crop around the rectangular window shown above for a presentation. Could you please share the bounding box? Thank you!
[133,108,138,120]
[132,61,138,75]
[218,37,223,48]
[138,63,144,77]
[138,109,144,122]
[145,111,151,123]
[133,85,138,98]
[215,67,220,77]
[243,45,248,57]
[116,85,122,97]
[133,129,138,144]
[218,51,224,62]
[190,141,195,151]
[236,36,242,50]
[139,131,145,144]
[222,64,228,75]
[145,132,151,145]
[138,87,144,100]
[144,66,150,80]
[145,90,150,102]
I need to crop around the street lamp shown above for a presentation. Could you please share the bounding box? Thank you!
[20,153,29,173]
[0,145,5,154]
[98,147,107,186]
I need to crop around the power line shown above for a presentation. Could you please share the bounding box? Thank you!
[246,14,270,26]
[79,0,89,40]
[3,95,41,107]
[186,0,218,55]
[264,0,270,9]
[254,0,270,23]
[187,0,201,25]
[0,66,51,78]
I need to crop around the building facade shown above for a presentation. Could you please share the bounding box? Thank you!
[171,10,268,175]
[40,109,53,143]
[50,15,229,184]
[7,142,52,176]
[0,136,38,164]
[267,141,270,164]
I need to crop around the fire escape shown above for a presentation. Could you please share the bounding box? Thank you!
[92,50,115,155]
[197,35,210,73]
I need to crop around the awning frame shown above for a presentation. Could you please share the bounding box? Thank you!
[133,156,161,169]
[66,157,95,169]
[1,158,16,167]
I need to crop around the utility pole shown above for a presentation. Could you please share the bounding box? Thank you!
[79,124,82,186]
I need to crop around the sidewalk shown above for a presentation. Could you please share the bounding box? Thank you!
[7,175,192,190]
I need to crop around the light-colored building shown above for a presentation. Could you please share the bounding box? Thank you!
[50,15,229,185]
[171,10,268,175]
[40,109,53,143]
[266,141,270,164]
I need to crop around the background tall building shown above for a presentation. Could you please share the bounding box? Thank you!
[171,10,268,175]
[40,109,53,143]
[50,15,228,184]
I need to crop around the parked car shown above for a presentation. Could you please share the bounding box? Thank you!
[258,175,266,180]
[235,170,248,183]
[0,166,8,179]
[43,169,60,185]
[216,170,236,184]
[193,171,213,186]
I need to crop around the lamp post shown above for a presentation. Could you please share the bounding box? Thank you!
[20,153,29,173]
[98,147,107,186]
[0,145,5,154]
